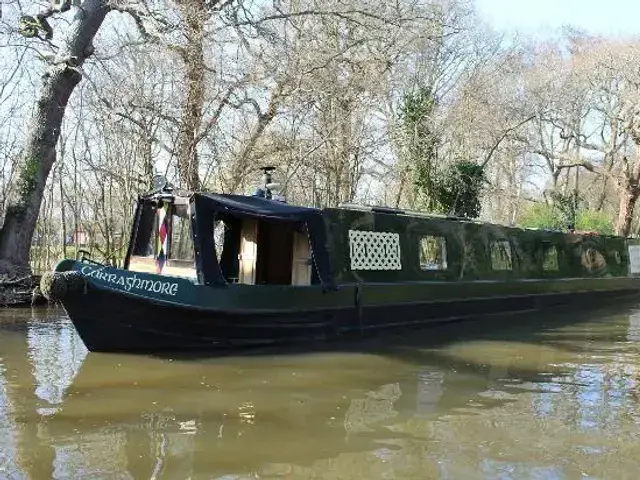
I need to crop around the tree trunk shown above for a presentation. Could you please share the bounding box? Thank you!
[394,167,407,209]
[551,168,560,190]
[616,187,638,237]
[596,177,608,211]
[227,96,279,193]
[0,1,109,272]
[176,5,206,191]
[617,147,640,237]
[60,171,67,260]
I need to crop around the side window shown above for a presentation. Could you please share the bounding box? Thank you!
[490,240,512,270]
[612,250,621,265]
[419,236,447,270]
[582,247,606,272]
[543,245,559,271]
[132,202,158,257]
[170,205,194,261]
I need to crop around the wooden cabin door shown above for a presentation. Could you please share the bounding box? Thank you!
[239,219,258,284]
[291,231,312,286]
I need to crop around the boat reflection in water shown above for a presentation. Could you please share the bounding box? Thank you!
[4,303,640,478]
[36,351,464,478]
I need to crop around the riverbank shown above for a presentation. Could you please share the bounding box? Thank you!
[0,275,46,307]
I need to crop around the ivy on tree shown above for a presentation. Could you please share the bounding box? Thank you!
[18,15,53,40]
[400,86,487,218]
[400,86,439,211]
[432,161,487,218]
[548,190,582,228]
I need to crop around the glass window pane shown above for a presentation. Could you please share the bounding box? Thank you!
[419,236,448,270]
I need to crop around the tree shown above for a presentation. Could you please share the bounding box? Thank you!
[2,0,237,271]
[218,0,443,204]
[524,35,640,237]
[432,160,486,218]
[174,1,208,191]
[0,1,109,273]
[401,86,439,211]
[4,0,457,274]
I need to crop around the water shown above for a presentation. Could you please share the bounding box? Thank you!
[2,303,640,479]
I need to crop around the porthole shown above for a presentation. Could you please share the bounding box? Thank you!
[490,240,512,270]
[543,245,559,271]
[581,247,606,272]
[419,236,447,270]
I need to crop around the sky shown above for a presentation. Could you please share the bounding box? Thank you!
[475,0,640,38]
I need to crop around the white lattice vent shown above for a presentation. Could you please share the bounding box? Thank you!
[348,230,402,271]
[629,245,640,274]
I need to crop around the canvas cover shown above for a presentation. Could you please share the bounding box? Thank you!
[189,193,336,290]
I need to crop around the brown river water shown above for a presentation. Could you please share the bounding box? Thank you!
[2,302,640,479]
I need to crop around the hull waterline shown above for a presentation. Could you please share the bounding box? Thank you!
[55,266,640,354]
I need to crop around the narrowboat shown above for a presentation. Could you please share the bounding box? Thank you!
[42,169,640,353]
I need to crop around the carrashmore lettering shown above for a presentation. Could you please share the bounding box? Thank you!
[80,265,180,296]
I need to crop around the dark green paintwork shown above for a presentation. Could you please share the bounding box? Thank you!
[55,259,355,313]
[322,207,635,284]
[358,277,640,307]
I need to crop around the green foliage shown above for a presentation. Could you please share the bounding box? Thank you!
[400,87,436,127]
[518,203,565,230]
[517,201,615,235]
[400,86,439,210]
[18,16,53,40]
[432,161,487,218]
[575,210,615,235]
[400,87,487,217]
[18,16,40,38]
[18,156,40,200]
[548,190,583,227]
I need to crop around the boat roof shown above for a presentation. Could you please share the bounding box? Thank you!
[192,192,321,220]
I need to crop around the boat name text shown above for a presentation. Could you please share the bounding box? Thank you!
[81,266,179,296]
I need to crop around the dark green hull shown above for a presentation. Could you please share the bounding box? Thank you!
[53,260,640,353]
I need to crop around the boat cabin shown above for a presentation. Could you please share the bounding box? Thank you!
[123,183,640,290]
[318,204,637,283]
[123,191,334,288]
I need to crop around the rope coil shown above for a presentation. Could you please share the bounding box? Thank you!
[40,271,86,302]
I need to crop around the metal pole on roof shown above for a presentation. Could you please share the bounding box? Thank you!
[260,166,276,200]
